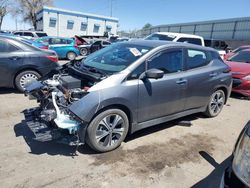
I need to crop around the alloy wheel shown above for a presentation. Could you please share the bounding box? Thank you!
[209,90,225,116]
[95,114,125,147]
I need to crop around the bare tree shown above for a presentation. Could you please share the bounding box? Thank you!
[14,0,53,30]
[0,0,9,30]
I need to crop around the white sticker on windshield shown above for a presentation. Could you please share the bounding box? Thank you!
[129,48,142,56]
[141,49,149,54]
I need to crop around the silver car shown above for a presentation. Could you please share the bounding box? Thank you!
[26,40,232,152]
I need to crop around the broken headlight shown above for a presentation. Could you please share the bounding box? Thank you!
[232,124,250,187]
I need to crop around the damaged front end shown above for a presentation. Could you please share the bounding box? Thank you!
[24,63,103,146]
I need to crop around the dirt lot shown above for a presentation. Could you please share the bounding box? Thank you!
[0,88,249,188]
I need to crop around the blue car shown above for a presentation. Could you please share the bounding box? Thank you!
[0,34,49,49]
[36,36,80,60]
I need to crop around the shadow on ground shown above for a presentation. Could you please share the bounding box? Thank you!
[192,151,232,188]
[0,88,19,94]
[14,110,204,156]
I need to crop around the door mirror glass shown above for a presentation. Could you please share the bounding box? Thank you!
[144,69,164,79]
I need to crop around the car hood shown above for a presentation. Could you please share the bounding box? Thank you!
[225,61,250,77]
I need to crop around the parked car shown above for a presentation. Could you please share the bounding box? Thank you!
[204,39,229,59]
[36,37,80,60]
[13,30,48,40]
[220,121,250,188]
[145,32,205,46]
[14,36,49,50]
[74,35,94,56]
[89,40,111,53]
[225,49,250,97]
[0,35,59,92]
[224,45,250,60]
[25,40,232,152]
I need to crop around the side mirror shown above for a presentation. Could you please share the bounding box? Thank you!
[142,69,164,79]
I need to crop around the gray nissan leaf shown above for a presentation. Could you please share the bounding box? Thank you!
[26,40,232,152]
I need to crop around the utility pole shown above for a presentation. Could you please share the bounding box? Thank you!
[110,0,114,17]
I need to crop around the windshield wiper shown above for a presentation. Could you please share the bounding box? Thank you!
[82,64,108,77]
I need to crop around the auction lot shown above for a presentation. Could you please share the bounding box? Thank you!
[0,85,249,188]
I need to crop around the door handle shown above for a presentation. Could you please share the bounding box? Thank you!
[176,79,187,85]
[209,72,217,77]
[9,56,21,61]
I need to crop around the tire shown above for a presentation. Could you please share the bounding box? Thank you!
[80,48,88,56]
[85,109,129,153]
[15,70,41,92]
[66,51,77,60]
[204,90,225,117]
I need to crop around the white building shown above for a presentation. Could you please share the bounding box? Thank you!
[36,6,119,37]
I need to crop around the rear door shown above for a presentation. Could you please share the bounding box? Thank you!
[49,38,67,58]
[183,48,218,110]
[0,39,23,87]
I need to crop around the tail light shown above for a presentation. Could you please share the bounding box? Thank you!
[223,66,231,73]
[41,45,49,50]
[47,55,58,63]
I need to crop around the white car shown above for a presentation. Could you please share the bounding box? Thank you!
[145,32,205,46]
[13,31,48,40]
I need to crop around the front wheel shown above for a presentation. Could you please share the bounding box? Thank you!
[85,109,129,152]
[204,90,225,117]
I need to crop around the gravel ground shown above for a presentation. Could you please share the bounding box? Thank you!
[0,88,249,188]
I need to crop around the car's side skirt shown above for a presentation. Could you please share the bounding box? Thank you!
[131,106,206,134]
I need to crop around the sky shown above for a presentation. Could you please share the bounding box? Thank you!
[2,0,250,31]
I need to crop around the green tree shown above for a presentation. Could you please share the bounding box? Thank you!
[0,0,9,30]
[13,0,53,30]
[142,23,152,30]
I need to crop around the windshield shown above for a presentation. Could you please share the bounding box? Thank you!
[228,51,250,63]
[145,33,176,41]
[80,43,152,73]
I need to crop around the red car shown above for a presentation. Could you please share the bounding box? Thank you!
[225,49,250,96]
[224,45,250,60]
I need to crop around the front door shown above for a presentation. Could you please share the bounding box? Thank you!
[138,48,187,123]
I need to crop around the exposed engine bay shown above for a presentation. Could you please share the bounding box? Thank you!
[25,62,105,143]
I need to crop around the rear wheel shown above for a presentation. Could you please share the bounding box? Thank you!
[85,109,129,152]
[15,70,41,92]
[66,51,77,60]
[204,90,225,117]
[80,48,88,56]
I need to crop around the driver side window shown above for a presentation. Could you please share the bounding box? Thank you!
[148,49,183,74]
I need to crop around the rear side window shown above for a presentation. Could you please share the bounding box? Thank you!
[148,49,183,73]
[36,32,47,37]
[23,32,34,37]
[177,37,202,46]
[0,40,19,52]
[211,51,223,61]
[14,32,23,36]
[186,49,208,69]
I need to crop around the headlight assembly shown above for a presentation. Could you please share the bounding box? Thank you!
[243,75,250,81]
[232,125,250,187]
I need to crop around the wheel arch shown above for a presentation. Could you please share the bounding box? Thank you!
[89,104,134,134]
[214,86,229,104]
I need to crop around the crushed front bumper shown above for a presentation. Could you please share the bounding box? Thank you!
[23,108,86,146]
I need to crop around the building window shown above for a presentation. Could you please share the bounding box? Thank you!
[81,22,87,31]
[106,25,112,32]
[49,17,56,27]
[93,24,100,33]
[67,20,74,30]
